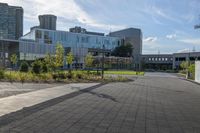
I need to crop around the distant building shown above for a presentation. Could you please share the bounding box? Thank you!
[141,54,173,70]
[0,3,23,40]
[109,28,143,70]
[39,14,57,30]
[69,26,104,36]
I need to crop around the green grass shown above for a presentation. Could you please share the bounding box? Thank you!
[104,70,144,75]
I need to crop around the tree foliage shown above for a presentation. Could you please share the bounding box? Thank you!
[20,61,29,72]
[10,54,17,67]
[84,54,94,68]
[66,52,74,66]
[180,61,189,70]
[44,53,55,71]
[112,43,133,57]
[32,59,42,74]
[55,43,64,68]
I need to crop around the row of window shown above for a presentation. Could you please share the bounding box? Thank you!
[34,30,119,49]
[175,57,200,61]
[148,57,173,62]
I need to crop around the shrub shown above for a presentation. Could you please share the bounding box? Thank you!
[42,63,48,73]
[76,73,83,79]
[66,72,74,79]
[20,61,29,72]
[32,60,42,74]
[0,69,5,79]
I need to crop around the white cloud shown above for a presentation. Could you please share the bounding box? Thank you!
[177,48,190,53]
[0,0,126,32]
[143,37,158,42]
[178,38,200,45]
[166,34,176,39]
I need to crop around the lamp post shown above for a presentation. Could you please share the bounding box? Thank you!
[101,44,105,79]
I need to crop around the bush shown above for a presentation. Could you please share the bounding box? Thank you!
[42,63,48,73]
[66,72,74,79]
[76,73,83,79]
[20,61,29,72]
[0,69,5,79]
[32,60,42,74]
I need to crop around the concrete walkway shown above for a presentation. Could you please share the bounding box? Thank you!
[0,83,99,117]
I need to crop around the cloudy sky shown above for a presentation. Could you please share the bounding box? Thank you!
[1,0,200,54]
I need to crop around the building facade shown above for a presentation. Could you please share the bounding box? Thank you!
[39,14,57,30]
[0,3,23,40]
[141,54,173,70]
[109,28,143,70]
[19,28,121,68]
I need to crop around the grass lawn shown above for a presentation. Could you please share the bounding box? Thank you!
[104,70,144,75]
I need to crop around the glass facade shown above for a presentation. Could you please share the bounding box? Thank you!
[0,3,23,40]
[19,28,121,62]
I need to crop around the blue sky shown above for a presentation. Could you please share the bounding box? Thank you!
[1,0,200,54]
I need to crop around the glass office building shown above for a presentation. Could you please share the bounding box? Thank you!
[0,3,23,40]
[19,28,121,67]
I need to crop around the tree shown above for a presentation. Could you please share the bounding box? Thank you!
[32,59,42,74]
[10,54,17,69]
[66,52,74,73]
[188,64,195,79]
[20,61,29,72]
[44,53,55,71]
[84,54,94,74]
[180,61,189,71]
[55,43,64,68]
[112,43,133,57]
[85,54,94,68]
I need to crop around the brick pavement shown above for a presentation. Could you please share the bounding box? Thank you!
[0,74,200,133]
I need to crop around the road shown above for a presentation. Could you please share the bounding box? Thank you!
[0,73,200,133]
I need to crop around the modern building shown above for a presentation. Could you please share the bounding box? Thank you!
[38,14,57,30]
[173,52,200,69]
[0,3,23,67]
[19,28,121,68]
[142,52,200,71]
[141,54,173,70]
[0,3,23,40]
[109,28,143,70]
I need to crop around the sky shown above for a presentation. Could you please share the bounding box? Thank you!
[1,0,200,54]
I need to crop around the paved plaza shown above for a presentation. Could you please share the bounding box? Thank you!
[0,73,200,133]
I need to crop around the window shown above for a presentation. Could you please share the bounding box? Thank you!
[165,58,168,61]
[36,30,42,39]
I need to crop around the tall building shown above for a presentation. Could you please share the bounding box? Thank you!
[109,28,143,70]
[39,14,57,30]
[0,3,23,40]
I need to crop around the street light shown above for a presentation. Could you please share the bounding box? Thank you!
[101,44,105,79]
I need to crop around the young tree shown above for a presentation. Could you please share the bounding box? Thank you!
[55,43,64,69]
[10,54,17,69]
[66,52,74,73]
[180,61,189,71]
[85,54,94,68]
[84,54,94,74]
[44,53,55,71]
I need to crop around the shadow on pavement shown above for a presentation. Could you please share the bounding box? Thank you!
[0,83,106,128]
